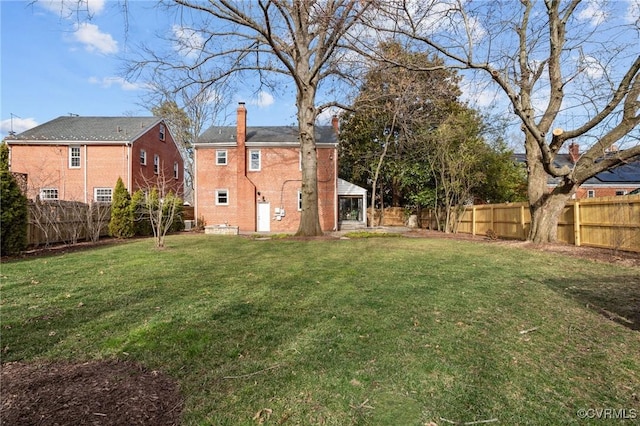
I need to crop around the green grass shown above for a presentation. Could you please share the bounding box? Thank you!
[2,234,639,425]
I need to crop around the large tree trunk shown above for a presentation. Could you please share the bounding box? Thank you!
[295,85,323,237]
[526,134,576,243]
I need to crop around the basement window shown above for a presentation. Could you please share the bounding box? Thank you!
[40,188,59,200]
[94,188,113,203]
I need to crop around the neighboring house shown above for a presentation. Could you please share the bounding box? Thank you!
[516,143,640,198]
[5,116,184,203]
[194,102,366,233]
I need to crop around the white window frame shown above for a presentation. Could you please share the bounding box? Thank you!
[174,162,179,180]
[249,149,261,171]
[40,188,59,200]
[215,189,229,205]
[154,154,160,174]
[140,149,147,165]
[216,150,227,165]
[69,146,81,168]
[297,190,303,211]
[94,187,113,203]
[587,190,595,198]
[159,124,166,141]
[615,190,627,196]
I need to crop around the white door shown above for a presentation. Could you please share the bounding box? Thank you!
[257,202,270,232]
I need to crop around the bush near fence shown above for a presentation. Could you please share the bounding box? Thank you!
[371,194,640,253]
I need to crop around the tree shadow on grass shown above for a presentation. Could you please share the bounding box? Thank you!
[543,275,640,331]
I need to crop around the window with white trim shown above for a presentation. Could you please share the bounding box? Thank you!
[249,149,261,171]
[216,189,229,205]
[159,124,166,141]
[69,146,81,168]
[615,190,626,196]
[174,162,179,180]
[216,150,227,165]
[94,188,113,203]
[154,154,160,174]
[298,190,302,211]
[140,149,147,165]
[587,190,595,198]
[40,188,59,200]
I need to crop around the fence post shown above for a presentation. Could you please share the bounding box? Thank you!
[472,206,476,236]
[573,199,581,247]
[520,204,527,240]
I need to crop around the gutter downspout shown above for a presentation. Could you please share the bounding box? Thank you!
[84,145,88,203]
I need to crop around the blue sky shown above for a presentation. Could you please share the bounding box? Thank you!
[0,0,298,139]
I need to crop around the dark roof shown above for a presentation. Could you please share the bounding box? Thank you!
[515,153,640,185]
[5,116,162,143]
[197,125,338,145]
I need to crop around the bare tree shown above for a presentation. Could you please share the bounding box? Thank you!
[129,0,373,236]
[366,0,640,243]
[133,168,183,249]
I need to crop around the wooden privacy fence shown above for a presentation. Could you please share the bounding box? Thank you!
[27,201,111,247]
[458,194,640,252]
[374,194,640,253]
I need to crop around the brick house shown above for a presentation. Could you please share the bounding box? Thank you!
[5,116,184,202]
[193,102,345,233]
[516,143,640,198]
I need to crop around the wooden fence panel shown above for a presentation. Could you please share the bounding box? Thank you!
[454,195,640,252]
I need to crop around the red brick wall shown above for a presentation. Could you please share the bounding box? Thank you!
[575,186,638,198]
[8,122,184,201]
[195,145,337,232]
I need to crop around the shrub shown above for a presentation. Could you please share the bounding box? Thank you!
[108,177,134,238]
[131,189,153,236]
[1,142,28,255]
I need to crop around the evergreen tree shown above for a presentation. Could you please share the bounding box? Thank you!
[108,177,134,238]
[1,142,28,255]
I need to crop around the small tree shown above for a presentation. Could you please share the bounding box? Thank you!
[108,177,134,239]
[1,142,28,255]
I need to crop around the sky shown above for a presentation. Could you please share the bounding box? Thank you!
[0,0,299,139]
[1,1,638,146]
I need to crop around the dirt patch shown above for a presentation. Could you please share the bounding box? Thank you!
[1,360,183,426]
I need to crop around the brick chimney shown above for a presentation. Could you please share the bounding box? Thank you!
[237,102,247,144]
[568,142,580,163]
[331,115,339,134]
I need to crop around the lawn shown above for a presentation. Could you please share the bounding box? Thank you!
[1,234,639,425]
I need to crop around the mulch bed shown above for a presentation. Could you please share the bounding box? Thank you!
[1,360,182,426]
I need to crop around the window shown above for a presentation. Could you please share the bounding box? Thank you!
[298,190,303,211]
[174,162,179,180]
[69,146,81,168]
[216,150,227,165]
[159,124,166,141]
[615,190,626,196]
[249,149,261,171]
[154,154,160,174]
[140,149,147,165]
[94,188,113,203]
[216,189,229,205]
[40,188,59,200]
[587,190,595,198]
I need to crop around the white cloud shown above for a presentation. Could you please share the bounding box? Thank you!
[172,25,205,59]
[577,0,609,26]
[249,91,275,108]
[73,22,118,54]
[39,0,106,18]
[1,117,39,136]
[624,0,640,24]
[89,76,143,91]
